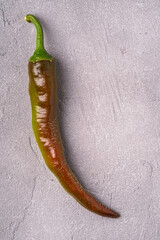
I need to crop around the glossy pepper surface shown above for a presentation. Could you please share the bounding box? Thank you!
[25,14,120,218]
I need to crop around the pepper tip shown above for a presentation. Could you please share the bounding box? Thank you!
[103,208,120,218]
[112,212,120,218]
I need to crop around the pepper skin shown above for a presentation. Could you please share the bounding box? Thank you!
[25,14,120,218]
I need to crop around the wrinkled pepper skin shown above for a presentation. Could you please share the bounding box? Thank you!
[26,14,120,218]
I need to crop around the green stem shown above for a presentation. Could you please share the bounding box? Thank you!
[25,14,54,62]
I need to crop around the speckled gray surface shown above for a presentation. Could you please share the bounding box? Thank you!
[1,0,160,239]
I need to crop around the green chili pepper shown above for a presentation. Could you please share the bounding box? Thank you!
[25,14,120,218]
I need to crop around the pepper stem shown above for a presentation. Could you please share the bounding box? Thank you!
[25,14,53,62]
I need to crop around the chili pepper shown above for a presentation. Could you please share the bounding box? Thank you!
[25,14,120,218]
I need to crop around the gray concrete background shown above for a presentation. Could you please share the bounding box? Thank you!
[0,0,160,239]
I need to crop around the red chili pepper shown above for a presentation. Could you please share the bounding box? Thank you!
[25,14,120,218]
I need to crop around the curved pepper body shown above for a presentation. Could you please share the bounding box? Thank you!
[25,14,120,218]
[28,60,119,217]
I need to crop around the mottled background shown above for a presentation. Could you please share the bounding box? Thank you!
[0,0,160,239]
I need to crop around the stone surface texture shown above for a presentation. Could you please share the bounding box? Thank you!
[0,0,160,239]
